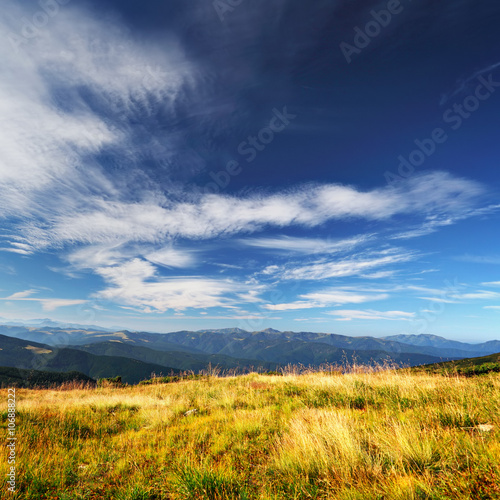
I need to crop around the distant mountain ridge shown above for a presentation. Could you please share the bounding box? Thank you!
[2,322,499,383]
[1,324,491,372]
[382,334,500,355]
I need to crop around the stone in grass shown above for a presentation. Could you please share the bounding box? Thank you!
[476,424,494,432]
[184,409,198,417]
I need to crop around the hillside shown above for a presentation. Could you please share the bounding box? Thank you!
[416,352,500,376]
[0,334,179,384]
[72,341,280,372]
[0,366,94,388]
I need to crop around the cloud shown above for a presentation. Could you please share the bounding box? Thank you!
[392,205,500,240]
[327,310,416,321]
[453,291,500,300]
[263,248,416,281]
[454,254,500,265]
[0,295,87,311]
[6,290,37,299]
[418,297,458,304]
[3,170,486,254]
[440,61,500,105]
[94,258,257,312]
[481,281,500,287]
[361,271,396,279]
[239,234,371,254]
[0,1,194,253]
[264,288,388,311]
[145,247,197,269]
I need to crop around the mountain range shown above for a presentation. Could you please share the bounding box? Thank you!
[1,322,499,384]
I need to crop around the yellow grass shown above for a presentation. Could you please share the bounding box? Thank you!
[1,369,499,499]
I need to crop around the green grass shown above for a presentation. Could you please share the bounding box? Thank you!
[1,368,499,499]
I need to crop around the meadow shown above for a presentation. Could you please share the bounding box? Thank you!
[1,367,499,499]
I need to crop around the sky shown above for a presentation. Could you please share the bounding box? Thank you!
[1,0,500,341]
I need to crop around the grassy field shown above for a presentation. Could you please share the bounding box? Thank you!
[1,368,499,499]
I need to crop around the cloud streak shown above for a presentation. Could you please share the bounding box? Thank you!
[327,310,416,321]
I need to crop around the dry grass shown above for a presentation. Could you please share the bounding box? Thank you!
[1,369,499,499]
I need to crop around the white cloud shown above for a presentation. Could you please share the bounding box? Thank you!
[454,291,500,300]
[361,271,396,279]
[6,290,36,299]
[264,288,388,311]
[264,248,416,281]
[0,2,193,252]
[239,234,371,254]
[481,281,500,287]
[0,295,87,311]
[455,254,500,265]
[418,297,458,304]
[94,258,256,312]
[22,172,484,251]
[145,247,196,269]
[327,310,416,321]
[40,299,88,312]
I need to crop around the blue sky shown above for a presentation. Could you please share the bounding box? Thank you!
[1,0,500,341]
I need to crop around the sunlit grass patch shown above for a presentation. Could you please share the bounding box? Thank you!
[1,370,499,499]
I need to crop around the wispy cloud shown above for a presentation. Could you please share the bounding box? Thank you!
[418,297,459,304]
[94,259,260,312]
[1,169,486,257]
[0,2,194,254]
[263,248,416,281]
[0,294,87,311]
[440,61,500,105]
[454,254,500,265]
[6,290,37,300]
[264,288,388,311]
[239,234,371,254]
[327,310,416,321]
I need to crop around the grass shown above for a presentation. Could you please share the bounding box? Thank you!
[1,367,499,499]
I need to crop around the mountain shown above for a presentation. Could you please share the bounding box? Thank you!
[0,325,207,352]
[67,332,454,367]
[3,324,495,360]
[151,329,479,360]
[0,334,179,384]
[382,334,500,355]
[2,325,499,375]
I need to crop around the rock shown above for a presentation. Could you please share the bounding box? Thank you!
[476,424,494,432]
